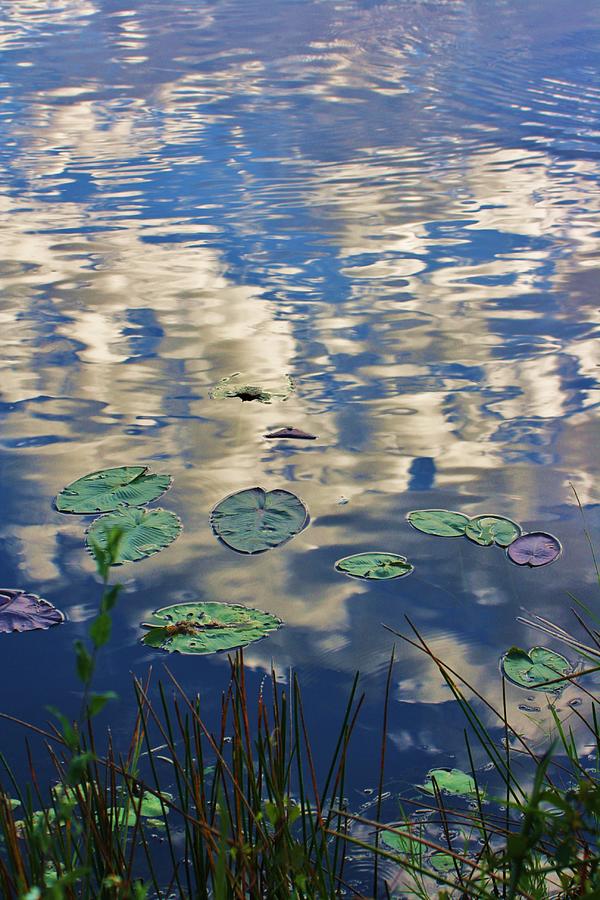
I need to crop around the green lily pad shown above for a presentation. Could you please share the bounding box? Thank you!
[210,486,308,554]
[428,852,458,875]
[419,768,478,798]
[141,601,282,655]
[465,515,521,547]
[407,509,470,537]
[55,466,172,514]
[335,552,414,580]
[118,791,172,827]
[86,507,182,564]
[380,821,423,857]
[501,646,571,693]
[210,373,295,404]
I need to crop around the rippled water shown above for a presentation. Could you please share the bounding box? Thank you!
[1,0,600,887]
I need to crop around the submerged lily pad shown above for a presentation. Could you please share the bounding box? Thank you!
[55,466,172,514]
[141,601,282,655]
[501,646,571,692]
[210,373,295,404]
[465,515,521,547]
[86,508,182,564]
[264,427,317,440]
[0,590,64,634]
[419,768,478,798]
[210,486,308,554]
[335,552,414,580]
[407,509,470,537]
[507,532,562,567]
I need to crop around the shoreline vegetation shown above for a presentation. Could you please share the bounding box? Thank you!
[1,492,599,898]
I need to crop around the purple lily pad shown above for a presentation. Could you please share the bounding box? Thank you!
[507,532,562,568]
[0,589,65,633]
[264,427,317,440]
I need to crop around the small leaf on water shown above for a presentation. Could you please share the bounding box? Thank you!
[211,486,308,554]
[418,768,479,798]
[465,515,521,547]
[335,552,414,580]
[210,373,295,404]
[86,508,182,565]
[407,509,470,537]
[117,791,173,827]
[55,466,172,514]
[380,821,423,857]
[501,646,571,692]
[507,532,562,567]
[141,601,282,655]
[264,427,317,440]
[0,590,64,634]
[429,851,458,875]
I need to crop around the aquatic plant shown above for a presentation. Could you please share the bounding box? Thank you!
[210,486,308,554]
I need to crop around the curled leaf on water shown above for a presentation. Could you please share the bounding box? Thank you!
[264,427,317,440]
[507,532,562,567]
[211,486,308,554]
[210,373,295,404]
[418,768,479,798]
[465,515,521,548]
[501,646,571,693]
[335,552,414,580]
[0,590,64,634]
[141,601,282,655]
[86,507,182,564]
[407,509,470,537]
[54,465,172,514]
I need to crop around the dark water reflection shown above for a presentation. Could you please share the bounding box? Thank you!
[1,0,600,884]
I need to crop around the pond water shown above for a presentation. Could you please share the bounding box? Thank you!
[1,0,600,891]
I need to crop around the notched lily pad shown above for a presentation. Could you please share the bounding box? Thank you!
[418,768,478,798]
[407,509,470,537]
[0,590,64,633]
[264,427,317,440]
[210,373,295,404]
[55,465,172,514]
[465,515,521,547]
[335,552,414,580]
[86,507,182,564]
[507,532,562,567]
[501,646,571,692]
[211,486,308,554]
[141,601,282,655]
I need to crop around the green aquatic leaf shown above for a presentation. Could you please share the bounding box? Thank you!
[428,852,457,875]
[211,486,308,554]
[465,515,521,547]
[407,509,470,537]
[141,601,282,655]
[502,646,571,692]
[335,552,414,580]
[419,768,478,798]
[86,508,182,564]
[210,373,295,404]
[117,791,173,827]
[55,466,172,514]
[380,821,423,857]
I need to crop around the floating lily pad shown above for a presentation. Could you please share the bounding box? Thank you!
[210,373,295,404]
[381,822,423,857]
[141,601,282,655]
[335,552,414,580]
[465,515,521,547]
[429,852,458,875]
[118,791,173,827]
[507,532,562,567]
[501,646,571,692]
[55,466,172,514]
[0,590,64,634]
[264,427,317,440]
[407,509,470,537]
[86,508,182,564]
[210,486,308,554]
[419,768,478,798]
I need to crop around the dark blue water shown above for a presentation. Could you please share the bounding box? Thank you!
[1,0,600,891]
